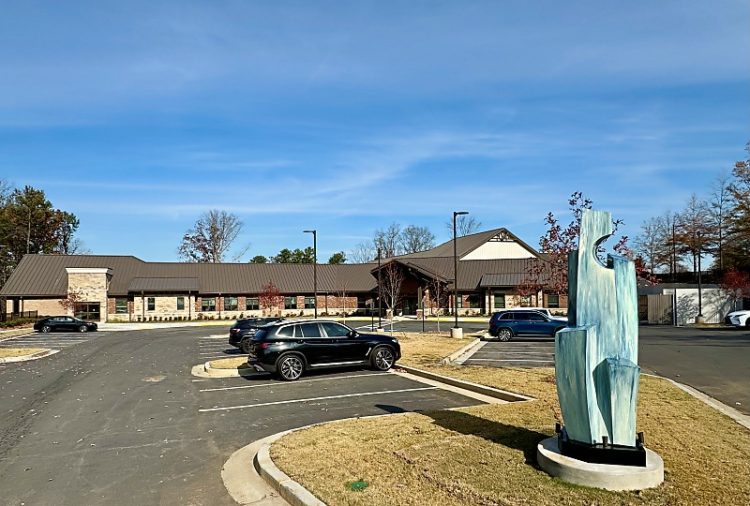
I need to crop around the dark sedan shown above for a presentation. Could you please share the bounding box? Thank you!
[488,310,566,341]
[229,318,282,352]
[246,320,401,381]
[34,316,98,333]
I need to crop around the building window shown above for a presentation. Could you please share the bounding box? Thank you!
[284,297,297,310]
[520,295,532,307]
[225,296,238,311]
[304,296,315,309]
[176,297,185,311]
[115,298,128,314]
[456,294,463,308]
[147,297,155,311]
[493,293,505,309]
[246,297,259,311]
[74,302,100,321]
[202,297,216,312]
[466,294,481,308]
[547,294,560,308]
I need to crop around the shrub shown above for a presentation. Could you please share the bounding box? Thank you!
[0,317,36,328]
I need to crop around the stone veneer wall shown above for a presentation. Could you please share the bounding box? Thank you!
[66,268,112,322]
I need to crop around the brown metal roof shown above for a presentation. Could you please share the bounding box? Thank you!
[377,257,547,291]
[128,277,200,293]
[1,255,378,297]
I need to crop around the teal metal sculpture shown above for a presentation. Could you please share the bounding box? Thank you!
[555,209,642,462]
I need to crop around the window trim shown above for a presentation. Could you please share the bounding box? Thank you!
[176,296,185,311]
[147,297,156,312]
[284,296,297,310]
[201,297,216,312]
[115,298,128,314]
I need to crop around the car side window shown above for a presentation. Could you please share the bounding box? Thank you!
[527,313,546,321]
[298,323,322,337]
[514,313,530,321]
[276,325,295,338]
[498,313,512,320]
[320,322,350,337]
[64,317,75,322]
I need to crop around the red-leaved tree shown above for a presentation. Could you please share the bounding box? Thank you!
[524,192,629,298]
[721,269,750,311]
[258,281,283,316]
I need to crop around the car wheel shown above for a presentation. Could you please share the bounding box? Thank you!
[370,346,395,371]
[240,340,251,354]
[277,354,305,381]
[79,325,88,333]
[41,325,51,333]
[497,328,513,342]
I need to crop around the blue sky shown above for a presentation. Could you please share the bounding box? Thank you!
[2,1,749,261]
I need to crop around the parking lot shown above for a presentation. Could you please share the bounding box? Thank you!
[464,338,555,367]
[0,329,106,350]
[193,333,487,421]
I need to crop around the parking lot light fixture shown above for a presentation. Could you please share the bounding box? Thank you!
[453,211,468,329]
[304,230,318,319]
[377,247,382,329]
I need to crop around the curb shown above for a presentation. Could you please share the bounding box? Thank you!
[652,375,750,431]
[397,364,534,402]
[440,337,485,365]
[0,329,34,342]
[192,359,264,379]
[0,348,59,363]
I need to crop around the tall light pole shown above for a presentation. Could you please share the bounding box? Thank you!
[696,231,703,323]
[377,247,382,329]
[303,230,317,319]
[453,211,468,330]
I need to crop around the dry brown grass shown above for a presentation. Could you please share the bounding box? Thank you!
[0,347,46,358]
[271,333,750,505]
[207,356,252,370]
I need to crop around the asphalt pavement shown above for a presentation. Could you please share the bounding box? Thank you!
[0,326,484,506]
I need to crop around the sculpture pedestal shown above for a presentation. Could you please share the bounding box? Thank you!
[450,327,463,339]
[537,437,664,491]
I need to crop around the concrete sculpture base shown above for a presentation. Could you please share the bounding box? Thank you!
[450,327,464,339]
[537,437,664,491]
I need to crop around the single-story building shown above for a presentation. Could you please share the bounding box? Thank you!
[638,283,739,325]
[1,228,565,322]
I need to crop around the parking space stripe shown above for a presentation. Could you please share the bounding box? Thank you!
[199,372,389,392]
[198,386,437,413]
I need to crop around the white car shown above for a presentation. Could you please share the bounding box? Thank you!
[726,310,750,327]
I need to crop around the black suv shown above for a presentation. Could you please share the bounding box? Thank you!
[229,318,281,352]
[246,320,401,381]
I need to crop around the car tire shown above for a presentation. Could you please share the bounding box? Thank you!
[276,353,305,381]
[240,340,251,354]
[41,325,51,333]
[370,345,396,371]
[497,328,513,342]
[79,325,88,333]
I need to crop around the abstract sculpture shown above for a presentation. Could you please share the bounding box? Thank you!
[554,209,645,466]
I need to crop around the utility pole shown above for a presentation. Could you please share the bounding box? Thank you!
[377,247,382,329]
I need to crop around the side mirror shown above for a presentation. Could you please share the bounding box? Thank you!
[347,330,358,338]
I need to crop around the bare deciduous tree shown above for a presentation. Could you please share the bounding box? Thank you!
[380,262,403,318]
[349,241,375,263]
[445,215,482,237]
[399,225,435,254]
[633,217,671,274]
[178,210,244,263]
[709,172,733,271]
[374,223,402,258]
[59,290,85,316]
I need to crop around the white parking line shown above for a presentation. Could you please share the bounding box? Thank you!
[476,350,554,355]
[199,372,389,392]
[199,386,437,413]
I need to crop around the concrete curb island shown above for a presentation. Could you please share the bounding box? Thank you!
[0,348,59,363]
